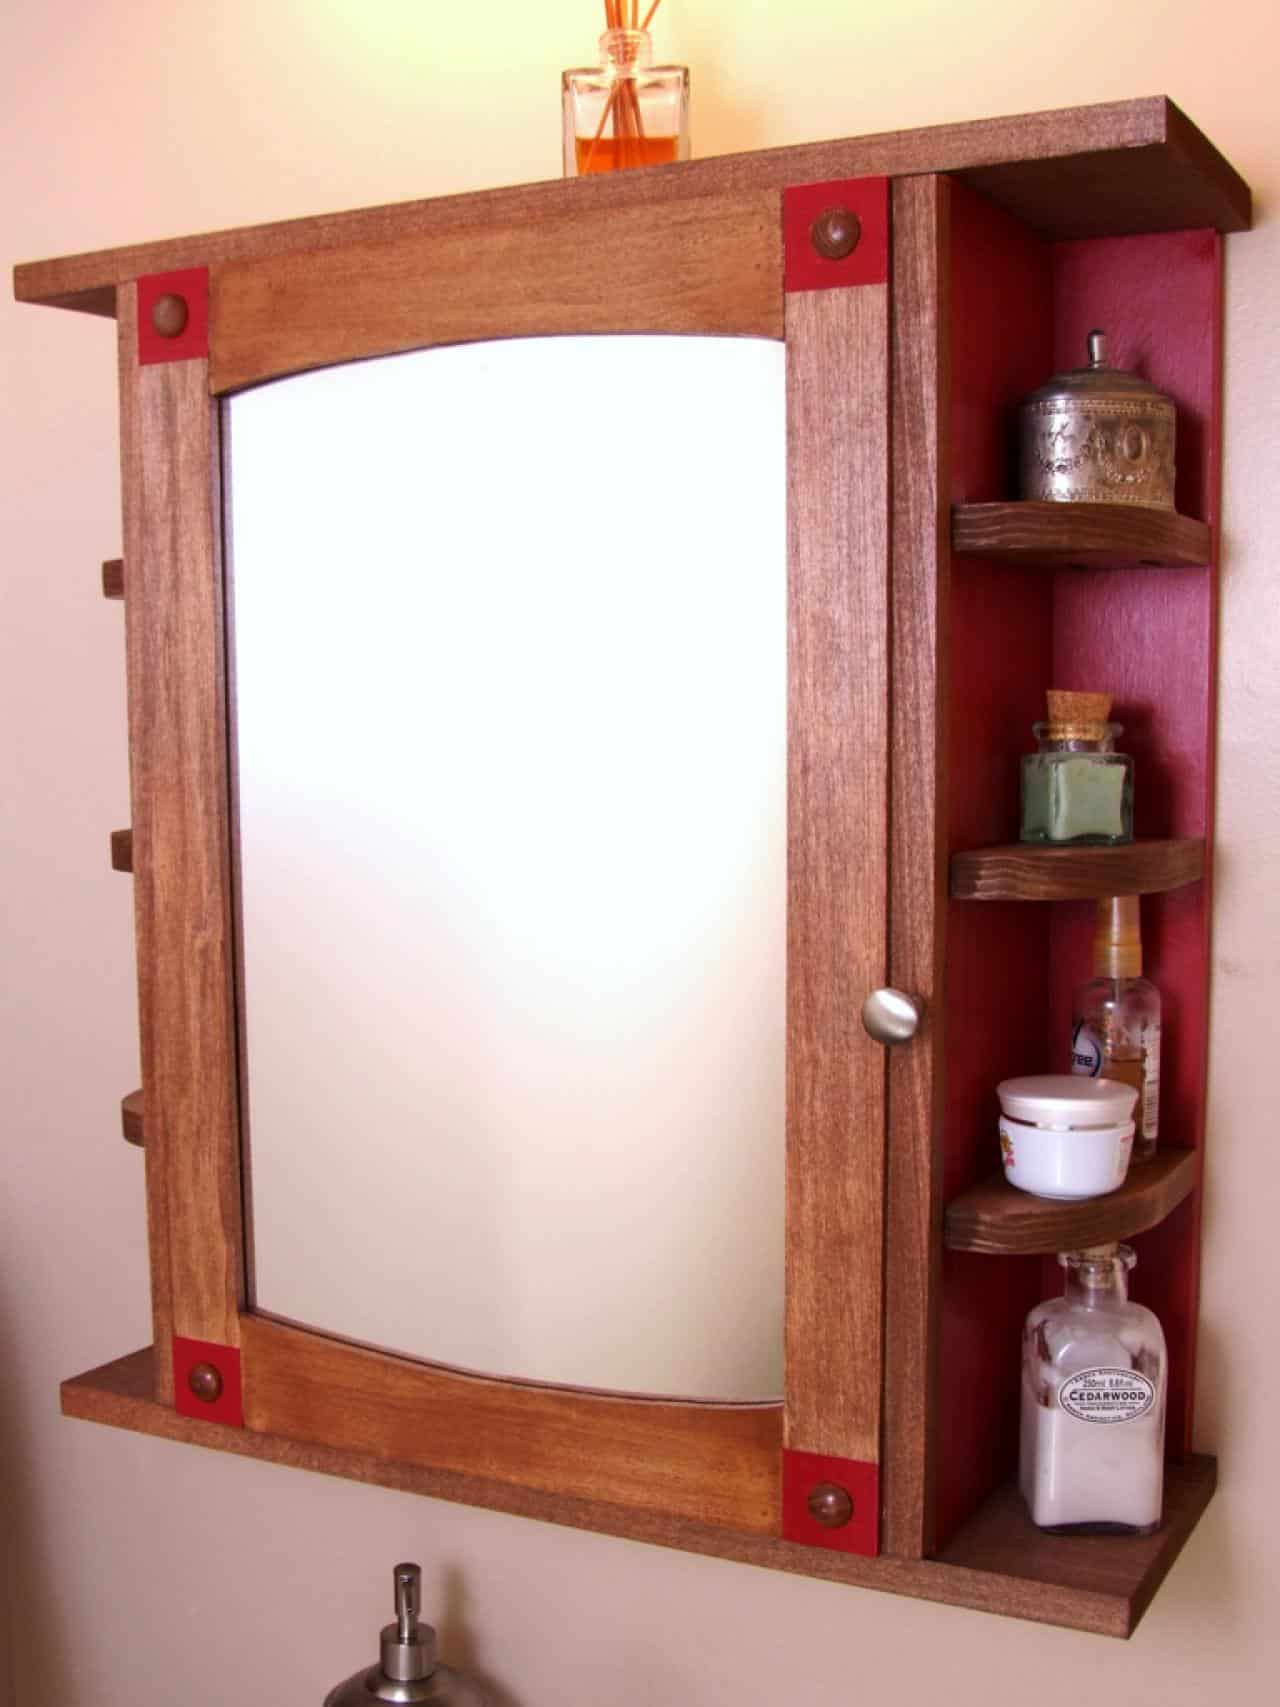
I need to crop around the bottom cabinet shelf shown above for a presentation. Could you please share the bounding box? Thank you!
[62,1346,1214,1638]
[936,1457,1217,1634]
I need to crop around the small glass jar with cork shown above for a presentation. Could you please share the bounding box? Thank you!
[1020,689,1133,844]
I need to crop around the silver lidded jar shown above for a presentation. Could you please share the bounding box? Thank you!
[1019,330,1176,509]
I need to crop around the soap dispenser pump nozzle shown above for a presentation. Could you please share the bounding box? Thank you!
[323,1562,488,1706]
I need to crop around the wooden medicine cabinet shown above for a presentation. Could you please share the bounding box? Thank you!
[13,94,1250,1638]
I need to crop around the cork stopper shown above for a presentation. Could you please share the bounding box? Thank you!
[1045,688,1113,740]
[1092,894,1143,980]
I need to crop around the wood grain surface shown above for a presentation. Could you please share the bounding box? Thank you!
[35,117,1235,1631]
[121,1090,145,1148]
[63,1346,1216,1638]
[240,1316,782,1536]
[880,173,950,1561]
[783,282,889,1469]
[210,192,782,392]
[936,1455,1218,1635]
[960,104,1251,242]
[12,100,1250,318]
[119,291,243,1372]
[952,502,1211,569]
[950,837,1205,900]
[944,1149,1200,1255]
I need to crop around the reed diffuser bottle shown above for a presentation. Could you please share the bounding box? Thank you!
[563,2,690,176]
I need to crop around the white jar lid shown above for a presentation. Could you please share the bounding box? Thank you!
[997,1073,1139,1129]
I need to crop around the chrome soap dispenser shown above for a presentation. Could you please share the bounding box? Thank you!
[325,1563,488,1706]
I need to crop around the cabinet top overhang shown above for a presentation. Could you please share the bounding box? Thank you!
[13,94,1251,320]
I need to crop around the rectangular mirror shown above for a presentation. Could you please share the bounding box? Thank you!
[228,333,788,1400]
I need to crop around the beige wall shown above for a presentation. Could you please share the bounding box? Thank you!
[3,1,1278,1699]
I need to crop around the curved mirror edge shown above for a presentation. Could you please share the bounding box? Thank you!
[227,333,786,1402]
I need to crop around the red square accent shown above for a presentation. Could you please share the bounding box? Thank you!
[137,268,209,365]
[782,1448,880,1556]
[783,177,889,293]
[172,1335,243,1427]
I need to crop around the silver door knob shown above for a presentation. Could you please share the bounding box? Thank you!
[861,988,924,1045]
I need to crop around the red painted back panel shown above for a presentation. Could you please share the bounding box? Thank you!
[938,183,1054,1545]
[937,208,1221,1542]
[1048,230,1222,1456]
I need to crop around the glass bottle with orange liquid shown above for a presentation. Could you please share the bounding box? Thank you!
[562,7,689,176]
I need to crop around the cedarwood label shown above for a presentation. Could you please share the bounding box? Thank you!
[1060,1367,1156,1424]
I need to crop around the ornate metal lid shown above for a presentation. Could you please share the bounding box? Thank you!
[1024,330,1172,409]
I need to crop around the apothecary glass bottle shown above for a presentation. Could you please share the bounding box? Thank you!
[563,28,690,176]
[1020,1245,1167,1534]
[1020,691,1133,844]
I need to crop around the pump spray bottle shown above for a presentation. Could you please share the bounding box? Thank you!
[1071,895,1162,1160]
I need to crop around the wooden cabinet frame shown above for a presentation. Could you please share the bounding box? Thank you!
[15,95,1250,1636]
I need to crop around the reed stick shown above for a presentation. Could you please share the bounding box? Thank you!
[580,0,666,173]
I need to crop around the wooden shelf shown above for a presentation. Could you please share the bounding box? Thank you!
[14,100,1250,321]
[121,1090,144,1147]
[935,1457,1217,1635]
[61,1346,1214,1638]
[950,837,1204,901]
[109,828,133,873]
[944,1149,1200,1255]
[952,502,1210,568]
[101,558,124,599]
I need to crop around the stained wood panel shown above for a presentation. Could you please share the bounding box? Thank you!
[950,838,1204,901]
[952,502,1210,569]
[210,192,782,393]
[121,1090,145,1147]
[64,1346,1216,1638]
[881,173,949,1560]
[783,282,889,1469]
[241,1316,782,1535]
[14,99,1249,319]
[27,108,1239,1632]
[935,1455,1218,1634]
[119,283,242,1374]
[944,1149,1200,1255]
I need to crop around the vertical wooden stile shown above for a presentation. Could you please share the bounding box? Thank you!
[881,174,951,1560]
[783,184,891,1555]
[118,280,243,1391]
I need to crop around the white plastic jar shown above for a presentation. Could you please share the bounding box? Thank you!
[997,1074,1138,1200]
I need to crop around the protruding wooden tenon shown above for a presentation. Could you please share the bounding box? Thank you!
[121,1090,144,1147]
